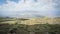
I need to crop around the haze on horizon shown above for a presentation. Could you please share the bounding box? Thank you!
[0,0,60,18]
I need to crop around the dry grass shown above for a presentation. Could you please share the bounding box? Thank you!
[0,17,60,25]
[21,17,60,25]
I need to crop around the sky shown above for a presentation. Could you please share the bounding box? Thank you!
[0,0,60,18]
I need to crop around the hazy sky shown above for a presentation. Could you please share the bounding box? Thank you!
[0,0,60,17]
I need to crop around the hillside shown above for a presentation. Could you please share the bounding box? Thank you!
[20,17,60,25]
[0,17,60,34]
[0,17,60,25]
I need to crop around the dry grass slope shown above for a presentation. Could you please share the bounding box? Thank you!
[21,17,60,25]
[0,17,60,25]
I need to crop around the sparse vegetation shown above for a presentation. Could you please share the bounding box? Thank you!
[0,17,60,34]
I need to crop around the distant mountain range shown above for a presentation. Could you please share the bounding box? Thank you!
[0,10,60,18]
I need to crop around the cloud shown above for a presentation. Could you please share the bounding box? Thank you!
[0,0,60,17]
